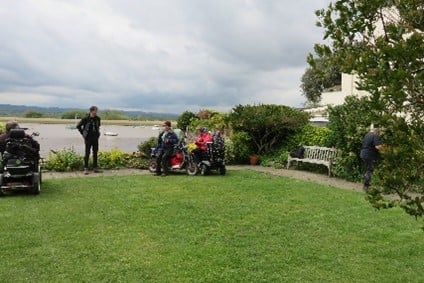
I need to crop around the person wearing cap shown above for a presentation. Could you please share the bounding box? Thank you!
[360,126,383,190]
[0,121,40,154]
[77,106,102,175]
[155,121,178,176]
[193,127,212,163]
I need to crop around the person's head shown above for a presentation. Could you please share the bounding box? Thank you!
[89,106,98,117]
[162,121,171,131]
[200,127,208,134]
[6,121,19,133]
[371,124,380,135]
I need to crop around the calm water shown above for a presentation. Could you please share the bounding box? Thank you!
[21,123,160,157]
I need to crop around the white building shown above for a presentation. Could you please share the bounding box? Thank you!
[307,7,402,126]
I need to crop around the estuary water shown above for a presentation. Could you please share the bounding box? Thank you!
[20,123,160,157]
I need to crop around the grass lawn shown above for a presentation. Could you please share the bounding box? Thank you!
[0,170,423,282]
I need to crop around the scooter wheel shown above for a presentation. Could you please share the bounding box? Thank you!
[148,160,157,173]
[200,164,209,176]
[219,165,226,175]
[31,173,41,195]
[186,162,198,176]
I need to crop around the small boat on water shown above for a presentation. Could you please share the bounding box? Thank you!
[104,131,118,136]
[151,125,160,130]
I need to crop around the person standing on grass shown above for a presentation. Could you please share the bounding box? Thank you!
[155,121,178,176]
[360,126,382,191]
[77,106,102,175]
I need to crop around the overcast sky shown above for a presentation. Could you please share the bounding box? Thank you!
[0,0,331,113]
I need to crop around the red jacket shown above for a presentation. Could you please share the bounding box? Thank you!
[195,132,212,151]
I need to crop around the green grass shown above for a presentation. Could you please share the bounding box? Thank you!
[0,170,423,282]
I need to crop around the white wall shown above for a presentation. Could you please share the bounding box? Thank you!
[320,73,370,107]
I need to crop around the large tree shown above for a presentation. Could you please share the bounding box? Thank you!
[314,0,423,220]
[301,49,341,103]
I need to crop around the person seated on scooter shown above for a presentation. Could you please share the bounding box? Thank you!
[0,121,40,156]
[193,127,212,163]
[155,121,179,176]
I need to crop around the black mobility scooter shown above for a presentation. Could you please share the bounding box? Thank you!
[0,129,41,195]
[198,133,226,175]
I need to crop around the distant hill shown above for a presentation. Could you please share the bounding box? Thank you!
[0,104,179,120]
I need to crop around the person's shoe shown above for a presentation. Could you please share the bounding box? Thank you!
[93,168,103,173]
[363,184,370,191]
[83,168,89,175]
[161,173,168,177]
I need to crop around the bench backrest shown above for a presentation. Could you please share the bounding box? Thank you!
[303,146,338,161]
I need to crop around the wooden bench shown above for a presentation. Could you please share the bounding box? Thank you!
[287,146,339,177]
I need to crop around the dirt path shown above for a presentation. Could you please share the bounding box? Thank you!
[43,165,364,193]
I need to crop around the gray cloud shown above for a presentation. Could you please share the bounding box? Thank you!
[0,0,331,113]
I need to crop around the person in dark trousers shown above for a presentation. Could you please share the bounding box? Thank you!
[155,121,178,176]
[77,106,102,175]
[360,126,382,191]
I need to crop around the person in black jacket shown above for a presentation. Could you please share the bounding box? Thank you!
[155,121,178,176]
[77,106,102,175]
[360,126,382,190]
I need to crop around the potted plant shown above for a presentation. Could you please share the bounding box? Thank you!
[249,154,260,165]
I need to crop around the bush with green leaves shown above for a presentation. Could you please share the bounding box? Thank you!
[260,123,333,168]
[43,148,84,172]
[23,111,44,118]
[229,104,309,154]
[61,110,87,119]
[223,138,235,165]
[176,111,197,131]
[44,148,150,171]
[0,122,5,134]
[101,110,130,120]
[98,148,128,169]
[327,96,373,181]
[286,123,333,150]
[229,131,254,164]
[189,110,229,133]
[138,137,158,156]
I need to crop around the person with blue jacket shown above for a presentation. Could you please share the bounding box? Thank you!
[155,121,178,176]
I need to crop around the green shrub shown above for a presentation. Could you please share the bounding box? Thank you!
[101,110,130,120]
[224,138,235,165]
[44,148,151,171]
[332,153,364,182]
[138,137,158,156]
[98,148,128,169]
[188,110,229,133]
[177,111,197,130]
[230,131,254,164]
[44,148,84,172]
[261,124,334,168]
[229,104,309,154]
[23,110,44,118]
[61,110,86,119]
[0,122,5,134]
[126,154,151,169]
[327,96,372,180]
